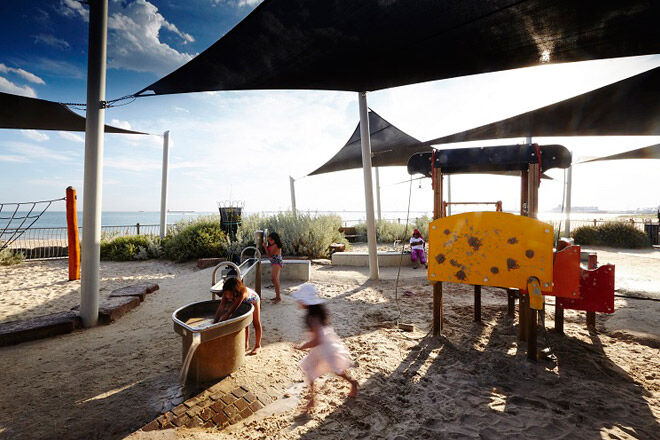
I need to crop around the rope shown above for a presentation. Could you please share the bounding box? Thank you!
[0,197,65,251]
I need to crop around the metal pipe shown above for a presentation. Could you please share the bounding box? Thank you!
[160,131,170,238]
[80,0,108,328]
[289,176,296,215]
[358,92,379,280]
[447,175,452,216]
[375,167,382,221]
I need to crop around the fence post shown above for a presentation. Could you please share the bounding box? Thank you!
[593,219,597,226]
[136,222,140,235]
[66,186,81,281]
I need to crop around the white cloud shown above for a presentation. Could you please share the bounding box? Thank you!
[32,58,84,79]
[20,130,50,142]
[110,119,133,130]
[60,0,195,75]
[0,76,37,98]
[238,0,263,7]
[0,155,29,163]
[3,141,77,162]
[34,34,71,50]
[58,0,89,20]
[0,64,45,85]
[58,132,85,143]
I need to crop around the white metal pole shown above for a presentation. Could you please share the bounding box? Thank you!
[375,167,382,221]
[564,162,573,237]
[80,0,108,328]
[159,130,170,238]
[289,176,297,214]
[447,175,452,216]
[358,92,379,280]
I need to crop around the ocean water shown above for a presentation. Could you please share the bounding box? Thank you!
[0,209,642,230]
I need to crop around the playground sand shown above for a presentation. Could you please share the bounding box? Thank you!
[0,251,658,439]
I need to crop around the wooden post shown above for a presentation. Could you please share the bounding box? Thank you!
[432,164,444,335]
[507,289,516,317]
[66,186,81,281]
[474,285,481,322]
[433,282,443,336]
[586,254,598,329]
[555,301,564,334]
[518,294,528,341]
[527,297,538,361]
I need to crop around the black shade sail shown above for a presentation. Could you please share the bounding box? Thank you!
[308,110,425,176]
[578,144,660,163]
[136,0,659,96]
[422,67,660,146]
[0,92,147,134]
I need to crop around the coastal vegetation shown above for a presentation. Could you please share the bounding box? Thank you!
[354,216,431,244]
[0,247,24,266]
[99,212,347,262]
[572,222,651,248]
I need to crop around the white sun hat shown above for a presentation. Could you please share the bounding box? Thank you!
[292,283,325,305]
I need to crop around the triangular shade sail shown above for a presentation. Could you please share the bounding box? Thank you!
[422,67,660,146]
[136,0,659,96]
[578,144,660,163]
[0,92,147,134]
[308,110,425,176]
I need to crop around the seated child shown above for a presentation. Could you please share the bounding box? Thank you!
[410,229,427,269]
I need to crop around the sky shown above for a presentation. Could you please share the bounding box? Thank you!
[0,0,658,219]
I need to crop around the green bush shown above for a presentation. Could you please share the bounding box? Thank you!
[235,212,347,259]
[0,247,24,265]
[572,222,650,249]
[162,216,228,262]
[354,218,425,244]
[100,235,162,261]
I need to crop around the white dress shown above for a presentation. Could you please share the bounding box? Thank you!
[300,325,353,383]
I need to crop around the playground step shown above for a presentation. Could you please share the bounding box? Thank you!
[109,283,159,302]
[0,311,81,347]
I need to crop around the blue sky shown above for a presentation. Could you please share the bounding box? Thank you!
[0,0,658,217]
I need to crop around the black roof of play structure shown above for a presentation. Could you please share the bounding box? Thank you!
[407,144,572,177]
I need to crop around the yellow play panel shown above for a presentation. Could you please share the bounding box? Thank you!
[427,212,554,291]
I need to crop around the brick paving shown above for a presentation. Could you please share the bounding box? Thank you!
[140,377,270,432]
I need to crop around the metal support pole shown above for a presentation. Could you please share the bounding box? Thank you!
[159,130,170,239]
[507,289,516,317]
[375,167,382,221]
[358,92,379,280]
[564,163,572,237]
[527,162,540,361]
[289,176,297,215]
[80,0,108,328]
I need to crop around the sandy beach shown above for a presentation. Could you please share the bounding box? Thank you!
[0,248,658,439]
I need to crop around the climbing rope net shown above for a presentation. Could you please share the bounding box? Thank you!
[0,197,65,253]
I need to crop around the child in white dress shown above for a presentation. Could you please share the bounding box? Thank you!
[293,283,358,413]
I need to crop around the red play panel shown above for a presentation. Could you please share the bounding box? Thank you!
[557,264,615,313]
[552,245,581,299]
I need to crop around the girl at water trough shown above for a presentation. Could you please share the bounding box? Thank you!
[262,231,283,304]
[293,283,358,413]
[409,228,427,269]
[213,277,262,355]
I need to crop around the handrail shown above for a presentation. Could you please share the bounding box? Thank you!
[211,261,241,286]
[240,246,261,263]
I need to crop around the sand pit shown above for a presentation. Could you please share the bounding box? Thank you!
[0,250,658,439]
